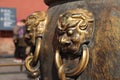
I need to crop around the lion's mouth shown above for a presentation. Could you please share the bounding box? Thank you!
[59,40,90,59]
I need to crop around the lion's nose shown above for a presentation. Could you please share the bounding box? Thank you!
[61,38,72,46]
[59,34,72,46]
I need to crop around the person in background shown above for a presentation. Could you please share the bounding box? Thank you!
[13,19,27,62]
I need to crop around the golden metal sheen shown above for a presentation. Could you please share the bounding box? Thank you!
[25,38,41,72]
[24,11,48,78]
[55,45,89,80]
[55,8,94,80]
[66,45,89,77]
[25,11,48,44]
[57,8,94,55]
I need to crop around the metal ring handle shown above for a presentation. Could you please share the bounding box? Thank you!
[66,44,89,77]
[55,44,89,79]
[25,37,41,73]
[32,38,41,66]
[25,55,39,72]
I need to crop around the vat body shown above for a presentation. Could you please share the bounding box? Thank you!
[39,0,120,80]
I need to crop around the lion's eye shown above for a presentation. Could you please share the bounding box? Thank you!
[58,29,65,35]
[67,30,73,36]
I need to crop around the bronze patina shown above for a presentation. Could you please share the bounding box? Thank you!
[24,11,48,78]
[24,0,120,80]
[55,8,94,80]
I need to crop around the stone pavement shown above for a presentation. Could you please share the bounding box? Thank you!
[0,55,34,80]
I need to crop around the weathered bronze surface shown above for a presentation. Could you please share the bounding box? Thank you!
[38,0,120,80]
[57,8,94,55]
[25,11,47,44]
[24,11,48,78]
[55,44,89,80]
[55,8,94,80]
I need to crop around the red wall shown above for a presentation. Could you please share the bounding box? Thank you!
[0,0,48,54]
[0,0,48,20]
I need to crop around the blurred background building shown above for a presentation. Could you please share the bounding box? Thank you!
[0,0,48,55]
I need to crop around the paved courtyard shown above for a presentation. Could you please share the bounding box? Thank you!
[0,55,34,80]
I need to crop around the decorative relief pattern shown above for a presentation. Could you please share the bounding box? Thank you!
[24,11,48,78]
[55,8,94,80]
